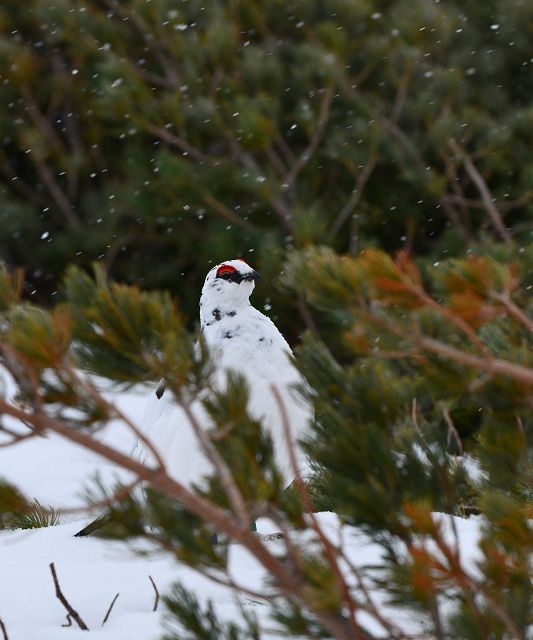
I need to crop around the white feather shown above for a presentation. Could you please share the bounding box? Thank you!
[135,259,310,489]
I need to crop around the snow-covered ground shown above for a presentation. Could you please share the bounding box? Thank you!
[0,376,484,639]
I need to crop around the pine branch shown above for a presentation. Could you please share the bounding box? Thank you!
[0,396,374,639]
[271,385,375,640]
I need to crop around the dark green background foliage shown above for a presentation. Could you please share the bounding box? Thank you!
[0,0,531,338]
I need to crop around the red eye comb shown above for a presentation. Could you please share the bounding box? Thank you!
[216,264,237,276]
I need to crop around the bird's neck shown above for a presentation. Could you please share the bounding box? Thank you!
[199,296,252,330]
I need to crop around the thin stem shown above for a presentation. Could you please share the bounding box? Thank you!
[101,593,120,626]
[148,576,159,612]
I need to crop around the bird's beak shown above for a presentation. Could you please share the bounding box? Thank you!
[233,269,261,283]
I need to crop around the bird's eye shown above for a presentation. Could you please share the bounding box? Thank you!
[216,264,237,278]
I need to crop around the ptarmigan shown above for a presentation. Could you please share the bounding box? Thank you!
[138,258,310,490]
[74,259,309,536]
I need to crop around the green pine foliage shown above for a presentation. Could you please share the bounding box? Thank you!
[0,0,532,636]
[0,0,531,340]
[1,250,532,637]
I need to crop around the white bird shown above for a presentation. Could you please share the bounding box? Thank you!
[136,258,310,491]
[75,259,309,536]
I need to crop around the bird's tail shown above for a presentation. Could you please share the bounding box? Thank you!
[73,514,111,537]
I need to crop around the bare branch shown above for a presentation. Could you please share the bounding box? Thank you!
[297,293,320,340]
[415,334,533,386]
[225,136,294,230]
[63,477,142,517]
[265,145,289,177]
[101,593,120,626]
[64,366,167,473]
[176,393,251,529]
[143,123,210,163]
[201,193,258,233]
[282,85,334,191]
[448,139,512,245]
[399,279,491,356]
[490,292,533,333]
[330,156,377,237]
[49,562,89,631]
[368,316,533,386]
[0,425,40,448]
[148,576,159,612]
[33,158,81,229]
[442,408,463,454]
[0,618,8,640]
[19,84,65,154]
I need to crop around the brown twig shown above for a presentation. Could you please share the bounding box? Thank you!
[49,562,89,631]
[148,576,159,612]
[0,618,8,640]
[101,593,120,626]
[448,139,512,245]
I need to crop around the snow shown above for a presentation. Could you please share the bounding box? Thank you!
[0,374,486,639]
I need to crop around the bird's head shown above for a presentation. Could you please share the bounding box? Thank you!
[200,259,261,319]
